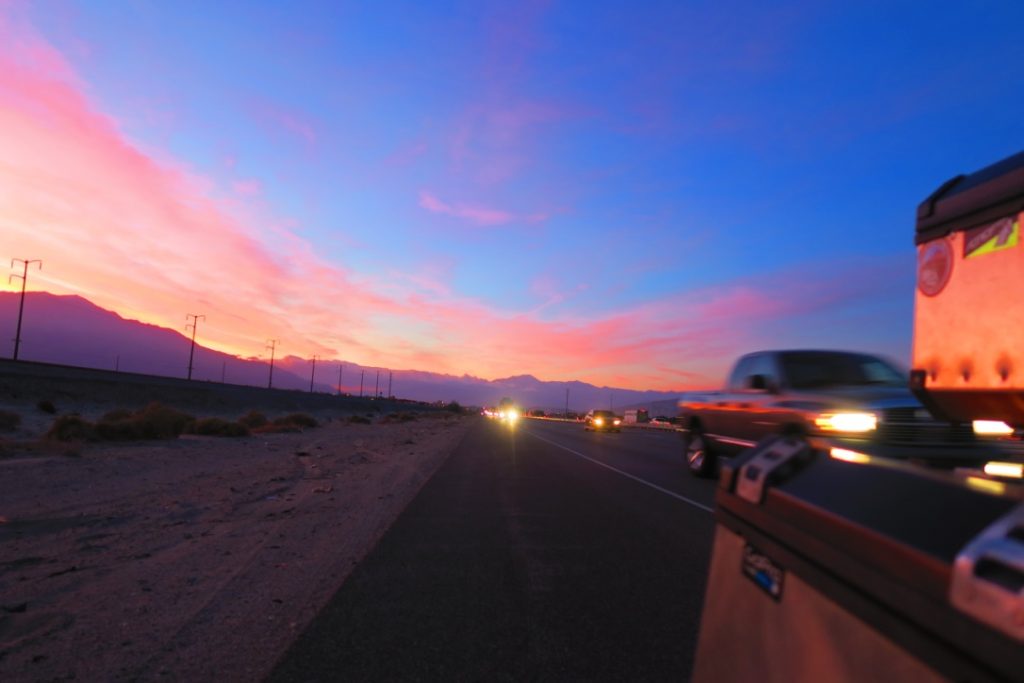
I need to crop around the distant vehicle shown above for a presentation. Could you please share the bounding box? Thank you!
[584,409,621,432]
[676,349,1001,477]
[623,409,649,424]
[649,416,673,427]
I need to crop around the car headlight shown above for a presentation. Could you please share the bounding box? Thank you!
[973,420,1014,436]
[507,409,520,422]
[594,417,604,426]
[613,419,621,426]
[814,412,877,433]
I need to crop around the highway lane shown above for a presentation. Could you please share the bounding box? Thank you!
[270,418,718,682]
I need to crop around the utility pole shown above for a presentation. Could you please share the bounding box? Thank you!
[266,339,278,389]
[359,369,364,397]
[375,369,380,398]
[115,354,120,373]
[337,364,343,396]
[565,387,569,418]
[221,360,226,383]
[388,370,393,398]
[185,313,205,380]
[309,355,319,393]
[9,258,41,361]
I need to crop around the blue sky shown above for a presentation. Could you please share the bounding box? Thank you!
[2,0,1022,389]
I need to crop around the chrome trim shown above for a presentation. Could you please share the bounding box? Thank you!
[709,434,757,448]
[951,503,1024,642]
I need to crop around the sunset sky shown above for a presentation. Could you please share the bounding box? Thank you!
[1,0,1022,390]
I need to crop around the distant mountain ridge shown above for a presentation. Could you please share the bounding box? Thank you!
[0,292,682,411]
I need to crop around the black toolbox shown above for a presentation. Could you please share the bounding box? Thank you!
[692,438,1023,682]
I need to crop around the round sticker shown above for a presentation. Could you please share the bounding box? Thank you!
[917,239,953,297]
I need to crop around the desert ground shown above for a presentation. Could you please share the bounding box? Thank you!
[0,365,471,682]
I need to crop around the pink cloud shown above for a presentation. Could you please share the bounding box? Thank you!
[231,178,263,197]
[248,98,317,146]
[417,190,514,226]
[0,9,909,393]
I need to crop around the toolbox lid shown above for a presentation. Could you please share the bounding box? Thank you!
[916,150,1024,245]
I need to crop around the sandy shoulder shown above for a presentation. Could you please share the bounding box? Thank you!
[0,415,471,682]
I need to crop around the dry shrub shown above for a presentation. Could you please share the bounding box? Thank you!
[252,423,301,434]
[0,410,21,432]
[47,415,94,442]
[347,415,372,425]
[94,402,193,441]
[239,410,269,429]
[190,417,250,437]
[274,413,318,429]
[36,400,57,415]
[380,412,417,424]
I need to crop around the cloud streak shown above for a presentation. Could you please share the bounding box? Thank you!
[0,9,911,392]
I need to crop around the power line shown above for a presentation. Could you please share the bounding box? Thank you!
[266,339,279,389]
[9,258,41,361]
[185,313,205,380]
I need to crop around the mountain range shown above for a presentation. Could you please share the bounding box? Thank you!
[0,292,682,413]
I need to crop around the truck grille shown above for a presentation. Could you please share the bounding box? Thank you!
[877,408,975,445]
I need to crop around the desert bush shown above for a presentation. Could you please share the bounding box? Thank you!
[136,402,193,439]
[252,422,300,434]
[0,410,21,432]
[274,413,318,429]
[46,415,94,442]
[239,410,269,429]
[94,403,193,441]
[381,412,417,424]
[37,400,57,415]
[190,417,250,437]
[347,415,372,425]
[446,401,463,414]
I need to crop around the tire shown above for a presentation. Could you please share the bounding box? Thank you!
[683,426,715,478]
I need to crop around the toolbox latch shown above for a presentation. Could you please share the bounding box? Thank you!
[736,436,812,505]
[951,504,1024,642]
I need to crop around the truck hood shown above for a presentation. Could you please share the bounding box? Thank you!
[789,385,920,410]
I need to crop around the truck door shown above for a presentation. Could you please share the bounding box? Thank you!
[731,353,784,445]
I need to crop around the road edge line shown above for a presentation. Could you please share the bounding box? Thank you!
[527,431,714,514]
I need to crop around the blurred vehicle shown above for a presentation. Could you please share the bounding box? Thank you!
[584,409,621,432]
[649,416,673,427]
[676,349,1011,477]
[623,409,649,424]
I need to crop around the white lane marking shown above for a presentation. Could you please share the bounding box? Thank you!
[528,431,714,514]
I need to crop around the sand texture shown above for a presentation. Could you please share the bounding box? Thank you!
[0,409,470,681]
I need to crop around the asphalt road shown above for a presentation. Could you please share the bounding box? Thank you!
[270,418,718,682]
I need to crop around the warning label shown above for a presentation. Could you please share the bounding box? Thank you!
[964,216,1019,258]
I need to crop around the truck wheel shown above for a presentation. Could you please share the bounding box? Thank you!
[683,427,715,478]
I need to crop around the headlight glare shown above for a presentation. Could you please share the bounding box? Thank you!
[973,420,1014,436]
[814,412,877,433]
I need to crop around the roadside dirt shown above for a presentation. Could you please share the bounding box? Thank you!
[0,411,471,681]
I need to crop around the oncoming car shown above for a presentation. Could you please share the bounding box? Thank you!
[584,409,621,432]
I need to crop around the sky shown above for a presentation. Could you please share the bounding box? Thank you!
[0,0,1022,391]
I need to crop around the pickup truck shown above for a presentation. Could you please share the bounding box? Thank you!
[676,349,999,477]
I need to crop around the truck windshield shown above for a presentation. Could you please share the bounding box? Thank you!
[779,351,906,389]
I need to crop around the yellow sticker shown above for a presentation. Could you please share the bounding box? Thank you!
[963,217,1019,258]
